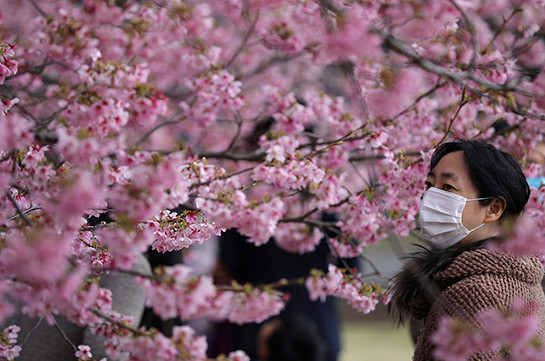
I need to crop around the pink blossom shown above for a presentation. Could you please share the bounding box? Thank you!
[487,215,545,258]
[75,345,93,360]
[432,299,545,361]
[274,223,323,254]
[227,289,285,324]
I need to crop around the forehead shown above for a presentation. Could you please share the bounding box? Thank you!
[428,151,472,185]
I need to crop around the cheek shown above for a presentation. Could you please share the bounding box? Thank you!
[461,201,486,229]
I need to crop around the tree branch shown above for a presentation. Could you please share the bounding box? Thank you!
[5,190,33,226]
[52,316,77,352]
[437,87,467,145]
[224,12,260,69]
[449,0,479,71]
[371,27,515,92]
[133,110,186,147]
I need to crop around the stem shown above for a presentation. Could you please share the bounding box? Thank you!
[371,27,516,93]
[89,308,147,337]
[391,80,448,121]
[437,87,467,146]
[52,316,78,352]
[134,110,186,147]
[91,266,156,281]
[449,0,479,71]
[190,165,256,189]
[8,206,42,221]
[5,190,33,226]
[223,113,243,153]
[216,277,306,291]
[239,51,306,81]
[224,12,260,69]
[80,222,114,232]
[28,0,49,18]
[20,317,43,347]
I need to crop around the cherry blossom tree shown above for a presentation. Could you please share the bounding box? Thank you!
[1,0,545,359]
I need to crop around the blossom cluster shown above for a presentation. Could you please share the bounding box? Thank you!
[432,299,544,361]
[139,264,284,324]
[305,265,383,314]
[148,210,221,253]
[0,325,21,361]
[0,0,545,359]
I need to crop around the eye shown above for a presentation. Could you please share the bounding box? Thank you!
[443,184,455,191]
[424,181,432,189]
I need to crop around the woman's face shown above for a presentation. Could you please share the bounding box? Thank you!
[424,150,489,244]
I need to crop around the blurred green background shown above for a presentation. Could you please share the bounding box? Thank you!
[338,235,419,361]
[339,304,413,361]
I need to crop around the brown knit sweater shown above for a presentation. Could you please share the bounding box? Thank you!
[411,248,545,361]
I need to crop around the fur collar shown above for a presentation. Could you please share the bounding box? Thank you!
[388,240,487,324]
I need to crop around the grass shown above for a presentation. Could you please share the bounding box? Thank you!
[339,321,414,361]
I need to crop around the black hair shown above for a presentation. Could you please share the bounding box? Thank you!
[266,314,324,361]
[430,139,530,219]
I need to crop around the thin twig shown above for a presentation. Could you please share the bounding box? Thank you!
[278,207,320,223]
[391,80,448,121]
[224,113,244,153]
[5,190,33,226]
[134,110,186,147]
[89,308,147,337]
[0,151,16,164]
[8,206,42,221]
[91,266,155,280]
[238,51,306,81]
[224,12,260,69]
[487,6,522,49]
[198,150,264,162]
[371,26,516,92]
[437,87,467,145]
[28,0,49,18]
[80,223,114,232]
[449,0,479,71]
[20,317,43,347]
[52,316,77,352]
[190,165,256,189]
[216,277,306,291]
[350,150,428,162]
[341,62,370,120]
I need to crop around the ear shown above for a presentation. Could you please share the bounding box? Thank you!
[483,197,506,223]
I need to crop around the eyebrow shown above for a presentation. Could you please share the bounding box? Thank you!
[427,171,460,182]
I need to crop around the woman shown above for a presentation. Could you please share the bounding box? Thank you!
[390,139,545,360]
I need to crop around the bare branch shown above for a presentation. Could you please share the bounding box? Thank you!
[80,222,114,232]
[89,308,147,337]
[20,317,44,347]
[238,51,306,81]
[224,12,260,69]
[391,80,448,121]
[133,110,186,147]
[198,150,264,162]
[371,27,515,93]
[341,62,370,119]
[437,87,467,145]
[349,150,425,162]
[8,206,42,221]
[190,165,256,189]
[52,316,77,352]
[91,266,157,281]
[5,190,33,226]
[223,113,244,153]
[449,0,479,71]
[487,6,522,49]
[28,0,49,19]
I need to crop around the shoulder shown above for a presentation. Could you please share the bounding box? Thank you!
[436,248,544,289]
[435,273,519,318]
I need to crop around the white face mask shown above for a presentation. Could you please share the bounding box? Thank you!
[418,187,492,249]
